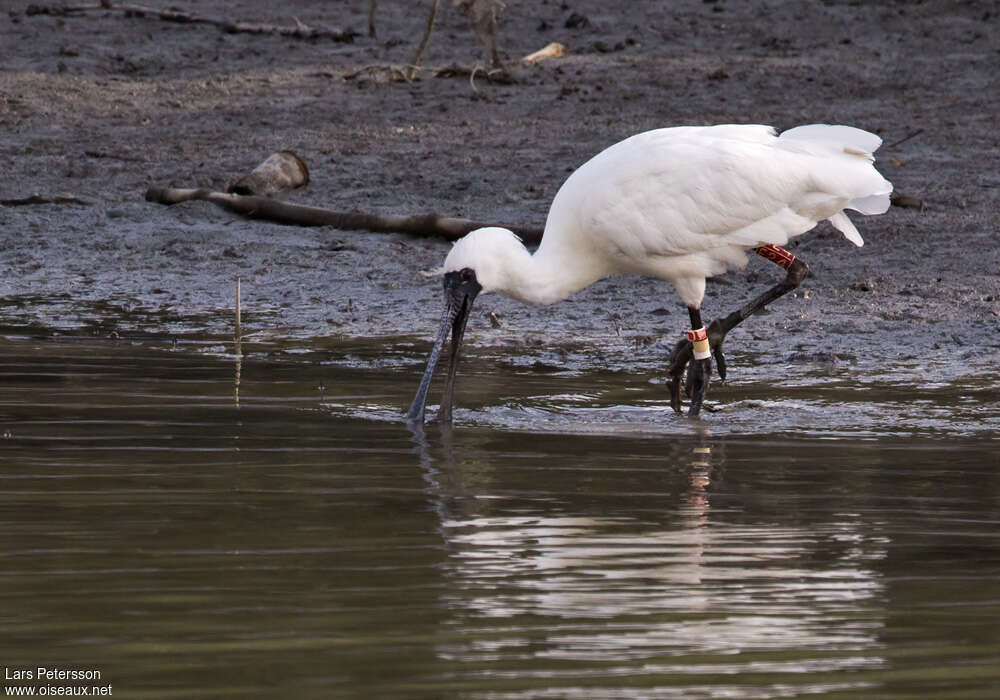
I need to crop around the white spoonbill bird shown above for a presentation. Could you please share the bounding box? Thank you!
[407,123,892,424]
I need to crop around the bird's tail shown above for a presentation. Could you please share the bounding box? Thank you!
[779,124,893,247]
[779,124,883,158]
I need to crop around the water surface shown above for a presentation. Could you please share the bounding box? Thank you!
[0,337,997,698]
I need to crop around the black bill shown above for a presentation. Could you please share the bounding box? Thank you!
[406,269,481,425]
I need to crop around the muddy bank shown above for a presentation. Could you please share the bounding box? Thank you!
[1,0,998,379]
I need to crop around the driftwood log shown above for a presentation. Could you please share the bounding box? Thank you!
[145,184,921,245]
[144,186,544,245]
[24,3,357,42]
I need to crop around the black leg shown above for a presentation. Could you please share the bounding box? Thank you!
[667,245,811,415]
[707,253,810,356]
[668,306,713,417]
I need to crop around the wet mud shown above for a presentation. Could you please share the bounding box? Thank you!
[1,0,998,386]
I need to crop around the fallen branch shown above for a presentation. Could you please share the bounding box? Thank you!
[145,186,543,244]
[25,3,357,42]
[1,194,94,206]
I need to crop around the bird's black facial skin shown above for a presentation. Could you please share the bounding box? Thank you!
[446,268,482,301]
[406,268,482,426]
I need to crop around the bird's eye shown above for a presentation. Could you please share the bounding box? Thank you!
[461,268,476,282]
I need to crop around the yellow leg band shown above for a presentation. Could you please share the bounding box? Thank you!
[692,338,711,360]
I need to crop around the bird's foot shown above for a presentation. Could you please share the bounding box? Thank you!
[686,356,713,416]
[667,320,730,416]
[667,338,714,417]
[706,317,729,382]
[667,337,692,414]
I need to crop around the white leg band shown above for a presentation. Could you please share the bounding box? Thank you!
[687,327,711,360]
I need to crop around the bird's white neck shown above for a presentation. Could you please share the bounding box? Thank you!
[491,237,607,306]
[444,226,611,306]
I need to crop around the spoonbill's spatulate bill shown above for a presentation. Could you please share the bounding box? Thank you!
[407,123,893,425]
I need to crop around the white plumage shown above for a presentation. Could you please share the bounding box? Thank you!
[409,123,893,423]
[442,123,891,307]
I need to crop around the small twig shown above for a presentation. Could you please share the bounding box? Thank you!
[235,277,242,341]
[887,129,924,149]
[1,194,94,206]
[25,3,357,42]
[368,0,378,38]
[409,0,441,79]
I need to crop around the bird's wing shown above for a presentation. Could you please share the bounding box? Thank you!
[548,125,888,265]
[555,127,818,261]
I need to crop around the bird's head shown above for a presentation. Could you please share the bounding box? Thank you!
[440,226,525,293]
[406,227,523,426]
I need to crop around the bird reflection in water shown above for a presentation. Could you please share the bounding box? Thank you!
[410,427,886,673]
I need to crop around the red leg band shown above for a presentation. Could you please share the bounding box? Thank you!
[686,327,708,342]
[756,244,796,270]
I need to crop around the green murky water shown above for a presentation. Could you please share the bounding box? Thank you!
[1,336,998,698]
